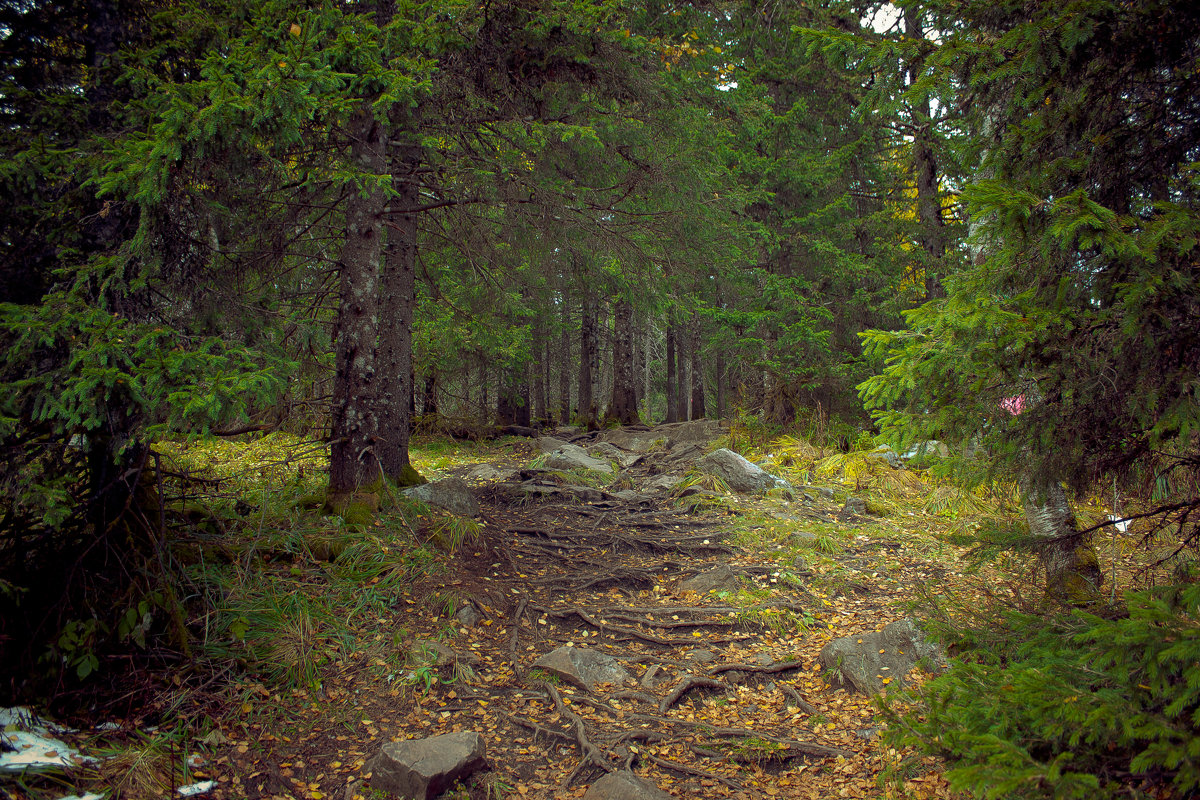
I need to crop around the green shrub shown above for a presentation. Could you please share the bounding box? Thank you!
[884,584,1200,799]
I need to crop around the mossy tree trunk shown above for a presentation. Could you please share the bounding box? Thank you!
[1020,474,1103,605]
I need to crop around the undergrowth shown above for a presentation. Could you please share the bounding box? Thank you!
[883,585,1200,799]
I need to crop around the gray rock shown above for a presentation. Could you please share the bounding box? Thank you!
[402,478,479,516]
[512,482,605,503]
[465,464,514,482]
[679,565,740,595]
[643,474,682,492]
[537,436,570,454]
[366,731,486,799]
[583,770,674,800]
[817,618,944,694]
[532,647,632,692]
[697,448,776,493]
[799,485,835,501]
[543,444,614,474]
[866,445,903,469]
[639,664,663,689]
[901,440,949,459]
[598,429,665,452]
[841,496,868,516]
[456,605,481,627]
[587,442,636,467]
[684,648,716,664]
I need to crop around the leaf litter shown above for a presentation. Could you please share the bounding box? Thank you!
[11,431,1174,800]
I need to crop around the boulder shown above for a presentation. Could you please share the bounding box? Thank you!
[901,440,950,459]
[366,731,486,799]
[679,565,740,595]
[643,474,682,492]
[817,618,944,694]
[531,646,631,692]
[582,770,674,800]
[866,445,903,469]
[543,444,614,474]
[652,419,724,444]
[697,448,775,493]
[402,478,479,516]
[536,436,570,454]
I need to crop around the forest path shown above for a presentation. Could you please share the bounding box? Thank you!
[210,456,955,800]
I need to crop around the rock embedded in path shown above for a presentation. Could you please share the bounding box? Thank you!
[536,436,570,454]
[366,731,486,799]
[531,646,632,692]
[402,477,479,516]
[582,770,675,800]
[841,496,868,517]
[542,443,614,474]
[697,448,779,493]
[587,441,636,467]
[678,564,740,595]
[817,618,944,694]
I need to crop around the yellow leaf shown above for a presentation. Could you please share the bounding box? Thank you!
[290,23,302,36]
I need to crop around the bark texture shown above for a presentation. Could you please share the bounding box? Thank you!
[328,110,386,505]
[377,129,421,485]
[1020,474,1103,604]
[606,298,639,425]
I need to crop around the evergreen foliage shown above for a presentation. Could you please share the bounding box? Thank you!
[887,586,1200,799]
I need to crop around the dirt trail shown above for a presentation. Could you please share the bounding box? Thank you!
[208,464,952,800]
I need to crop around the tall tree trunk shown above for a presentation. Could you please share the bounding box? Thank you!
[1020,475,1103,604]
[665,324,678,423]
[606,297,639,425]
[675,322,690,421]
[906,8,947,300]
[690,319,706,419]
[497,363,530,426]
[376,128,422,486]
[578,288,598,430]
[422,372,438,415]
[715,346,726,419]
[559,284,571,425]
[328,110,385,514]
[532,315,547,424]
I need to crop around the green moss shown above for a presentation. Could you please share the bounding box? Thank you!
[323,491,380,526]
[389,462,427,488]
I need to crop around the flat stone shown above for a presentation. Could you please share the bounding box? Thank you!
[582,770,674,800]
[643,474,681,492]
[679,565,740,595]
[817,618,945,694]
[402,478,479,516]
[366,731,486,799]
[532,646,632,692]
[536,436,570,454]
[543,444,614,474]
[684,648,716,663]
[465,464,514,482]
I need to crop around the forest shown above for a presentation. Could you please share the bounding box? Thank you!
[1,0,1199,798]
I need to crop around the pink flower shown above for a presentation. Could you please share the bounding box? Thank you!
[1000,394,1027,416]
